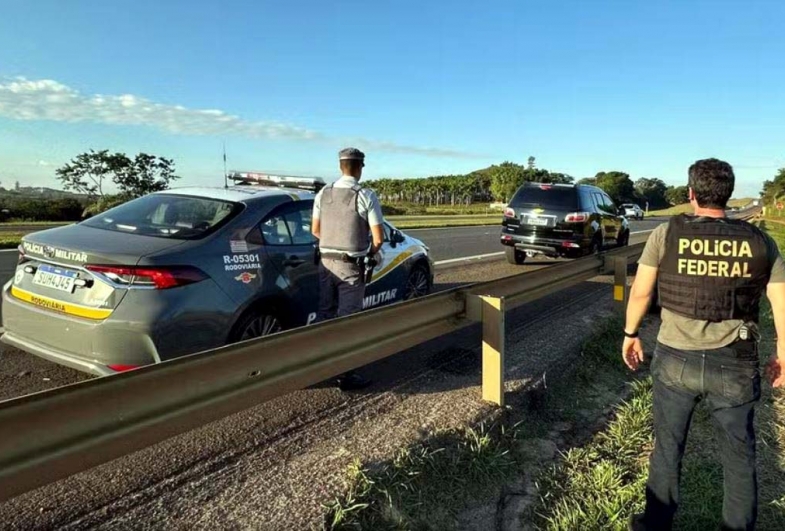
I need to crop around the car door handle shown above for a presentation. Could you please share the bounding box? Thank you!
[283,257,306,267]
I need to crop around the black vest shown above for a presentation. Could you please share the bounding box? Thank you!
[658,215,771,322]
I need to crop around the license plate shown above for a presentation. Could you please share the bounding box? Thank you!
[32,265,78,293]
[523,215,549,227]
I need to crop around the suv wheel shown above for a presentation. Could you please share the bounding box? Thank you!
[589,234,603,255]
[617,230,630,247]
[505,247,527,265]
[404,265,431,300]
[231,311,283,342]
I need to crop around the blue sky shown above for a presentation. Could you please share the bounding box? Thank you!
[1,0,784,197]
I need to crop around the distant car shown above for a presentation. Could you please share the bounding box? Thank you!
[500,182,630,264]
[1,174,434,376]
[621,203,645,220]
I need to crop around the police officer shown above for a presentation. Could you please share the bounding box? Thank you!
[312,147,384,390]
[623,158,785,531]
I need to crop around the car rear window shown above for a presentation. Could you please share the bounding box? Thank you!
[81,194,242,239]
[510,186,577,209]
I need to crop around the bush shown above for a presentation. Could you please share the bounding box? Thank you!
[0,197,85,222]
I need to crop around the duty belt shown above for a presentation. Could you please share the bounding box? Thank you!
[320,251,364,264]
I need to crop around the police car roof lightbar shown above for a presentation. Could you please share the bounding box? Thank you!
[228,171,326,192]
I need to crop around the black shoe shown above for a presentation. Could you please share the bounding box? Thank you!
[336,371,371,391]
[628,514,646,531]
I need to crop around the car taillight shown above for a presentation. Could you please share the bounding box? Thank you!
[565,212,589,223]
[86,265,207,289]
[17,244,26,265]
[504,207,516,218]
[107,364,140,372]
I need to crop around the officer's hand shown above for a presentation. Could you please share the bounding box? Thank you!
[622,337,644,371]
[765,358,785,388]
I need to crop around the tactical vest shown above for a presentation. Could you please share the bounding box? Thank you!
[658,215,771,322]
[318,183,370,253]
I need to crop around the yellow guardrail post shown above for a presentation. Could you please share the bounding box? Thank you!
[613,256,629,316]
[480,295,506,406]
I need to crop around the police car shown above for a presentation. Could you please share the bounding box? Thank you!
[1,173,434,376]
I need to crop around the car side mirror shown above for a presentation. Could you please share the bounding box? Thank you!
[390,229,405,247]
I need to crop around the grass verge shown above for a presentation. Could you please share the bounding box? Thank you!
[0,221,70,226]
[648,198,753,217]
[530,223,785,530]
[0,233,24,249]
[387,214,501,229]
[323,316,635,530]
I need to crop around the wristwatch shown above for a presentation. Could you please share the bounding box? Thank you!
[624,330,639,339]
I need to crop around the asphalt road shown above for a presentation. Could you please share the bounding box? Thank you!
[0,219,664,287]
[391,217,663,262]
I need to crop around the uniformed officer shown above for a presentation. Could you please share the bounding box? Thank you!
[311,147,385,390]
[623,158,785,531]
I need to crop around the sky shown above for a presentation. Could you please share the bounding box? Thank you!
[1,0,784,197]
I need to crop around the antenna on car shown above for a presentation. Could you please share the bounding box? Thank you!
[223,141,228,189]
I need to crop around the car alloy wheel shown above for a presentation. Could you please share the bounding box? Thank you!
[238,314,282,341]
[404,266,430,300]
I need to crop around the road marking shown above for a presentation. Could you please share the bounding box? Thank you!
[435,252,504,265]
[0,249,19,253]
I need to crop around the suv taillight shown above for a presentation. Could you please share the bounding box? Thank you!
[504,207,516,218]
[86,265,207,289]
[565,212,590,223]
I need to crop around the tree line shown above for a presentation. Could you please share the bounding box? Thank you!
[366,161,690,211]
[2,151,701,222]
[761,168,785,207]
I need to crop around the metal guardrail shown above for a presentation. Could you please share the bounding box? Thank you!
[0,241,648,502]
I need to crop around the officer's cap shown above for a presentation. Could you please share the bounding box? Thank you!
[339,147,365,161]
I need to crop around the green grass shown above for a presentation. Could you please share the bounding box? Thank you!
[0,221,70,226]
[387,214,501,229]
[0,233,24,249]
[530,221,785,530]
[648,198,754,217]
[323,316,633,530]
[532,380,653,530]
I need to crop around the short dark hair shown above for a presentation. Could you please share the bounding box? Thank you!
[688,158,735,209]
[340,159,363,174]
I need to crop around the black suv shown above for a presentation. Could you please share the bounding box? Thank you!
[500,183,630,264]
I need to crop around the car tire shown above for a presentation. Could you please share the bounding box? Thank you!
[404,264,431,300]
[617,230,630,247]
[505,247,526,265]
[230,310,283,343]
[589,234,603,255]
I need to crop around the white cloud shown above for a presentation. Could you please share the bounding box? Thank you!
[0,77,475,159]
[37,159,51,167]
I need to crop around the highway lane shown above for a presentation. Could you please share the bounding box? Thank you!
[0,218,664,286]
[391,217,664,262]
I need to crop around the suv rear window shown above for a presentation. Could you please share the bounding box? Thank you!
[510,186,577,209]
[82,194,242,239]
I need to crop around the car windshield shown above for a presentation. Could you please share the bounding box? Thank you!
[622,204,634,208]
[510,186,577,209]
[81,194,242,239]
